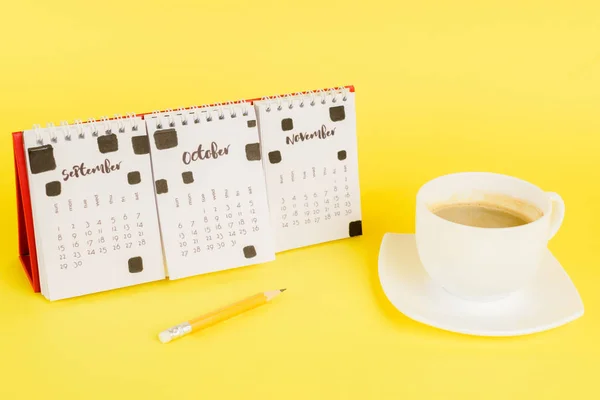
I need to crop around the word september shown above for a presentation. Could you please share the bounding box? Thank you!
[62,159,122,181]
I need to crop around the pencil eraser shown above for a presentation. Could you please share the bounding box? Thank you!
[158,322,192,344]
[158,331,172,344]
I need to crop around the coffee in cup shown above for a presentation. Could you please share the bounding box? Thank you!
[428,193,544,229]
[415,172,565,301]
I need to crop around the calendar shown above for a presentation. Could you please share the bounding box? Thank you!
[14,86,362,300]
[22,117,166,301]
[146,104,275,279]
[255,88,363,251]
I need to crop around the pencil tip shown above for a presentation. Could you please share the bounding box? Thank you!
[280,288,286,292]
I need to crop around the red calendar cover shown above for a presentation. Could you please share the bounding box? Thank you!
[12,85,355,292]
[13,131,40,291]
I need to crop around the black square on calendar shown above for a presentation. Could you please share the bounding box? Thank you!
[349,220,363,237]
[329,105,346,122]
[155,179,169,194]
[245,143,261,161]
[28,145,56,174]
[45,181,61,197]
[243,246,257,258]
[182,171,194,184]
[127,171,141,185]
[154,128,178,150]
[268,151,282,164]
[128,257,144,273]
[97,134,119,154]
[281,118,294,131]
[131,135,150,155]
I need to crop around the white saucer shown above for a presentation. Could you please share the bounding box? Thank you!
[378,233,584,336]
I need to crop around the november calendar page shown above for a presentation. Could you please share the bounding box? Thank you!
[255,90,362,252]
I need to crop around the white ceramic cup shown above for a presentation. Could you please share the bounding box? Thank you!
[415,172,565,301]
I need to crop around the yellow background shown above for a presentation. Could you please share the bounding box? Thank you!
[1,1,599,398]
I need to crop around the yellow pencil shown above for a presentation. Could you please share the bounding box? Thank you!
[158,289,286,343]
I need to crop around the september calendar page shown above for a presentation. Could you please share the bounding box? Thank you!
[23,117,166,300]
[146,105,276,279]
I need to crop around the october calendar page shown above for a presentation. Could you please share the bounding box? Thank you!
[146,105,276,280]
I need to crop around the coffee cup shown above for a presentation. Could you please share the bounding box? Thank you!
[415,172,565,301]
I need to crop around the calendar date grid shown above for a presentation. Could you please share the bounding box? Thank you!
[277,162,354,229]
[54,211,148,271]
[172,185,264,259]
[52,190,150,271]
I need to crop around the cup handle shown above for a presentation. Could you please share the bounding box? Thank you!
[547,192,565,240]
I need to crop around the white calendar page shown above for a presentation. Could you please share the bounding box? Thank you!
[255,89,363,252]
[23,117,166,301]
[146,105,275,279]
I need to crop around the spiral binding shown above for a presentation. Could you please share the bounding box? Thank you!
[260,86,349,112]
[31,113,140,145]
[30,87,350,143]
[149,100,252,130]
